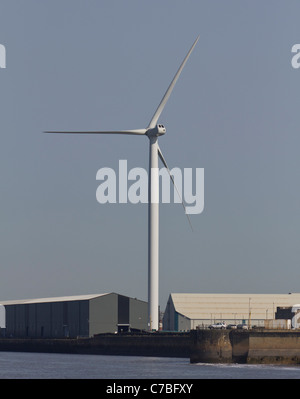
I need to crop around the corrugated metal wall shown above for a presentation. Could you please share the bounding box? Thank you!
[129,297,147,331]
[5,300,89,338]
[162,296,177,331]
[4,294,148,338]
[89,294,118,335]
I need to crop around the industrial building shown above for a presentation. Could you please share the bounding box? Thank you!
[163,293,300,331]
[0,305,5,337]
[0,293,148,338]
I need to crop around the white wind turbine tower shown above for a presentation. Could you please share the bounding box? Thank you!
[45,36,199,331]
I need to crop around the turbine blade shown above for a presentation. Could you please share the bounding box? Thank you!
[148,36,199,129]
[44,129,147,135]
[158,145,193,231]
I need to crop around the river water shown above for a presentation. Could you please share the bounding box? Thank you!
[0,351,299,380]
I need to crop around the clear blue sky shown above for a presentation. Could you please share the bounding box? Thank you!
[0,1,300,311]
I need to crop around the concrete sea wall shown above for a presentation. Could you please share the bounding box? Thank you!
[247,330,300,364]
[1,330,300,364]
[189,329,233,363]
[190,329,300,364]
[0,332,191,358]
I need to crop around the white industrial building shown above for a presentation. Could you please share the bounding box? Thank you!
[163,293,300,331]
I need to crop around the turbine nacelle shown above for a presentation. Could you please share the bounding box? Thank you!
[146,124,166,138]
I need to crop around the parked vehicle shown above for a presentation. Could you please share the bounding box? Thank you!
[208,322,227,329]
[237,324,248,330]
[226,324,237,329]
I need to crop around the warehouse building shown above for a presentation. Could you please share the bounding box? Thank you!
[163,293,300,331]
[0,305,5,337]
[0,293,147,338]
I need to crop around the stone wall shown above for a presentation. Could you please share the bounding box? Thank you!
[190,329,300,364]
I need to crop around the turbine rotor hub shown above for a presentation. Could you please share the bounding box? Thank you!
[146,124,166,137]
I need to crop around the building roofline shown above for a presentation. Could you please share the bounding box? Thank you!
[0,293,110,306]
[0,292,148,306]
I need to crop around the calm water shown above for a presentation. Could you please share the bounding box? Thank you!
[0,352,299,379]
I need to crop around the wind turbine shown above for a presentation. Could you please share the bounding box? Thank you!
[45,36,199,331]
